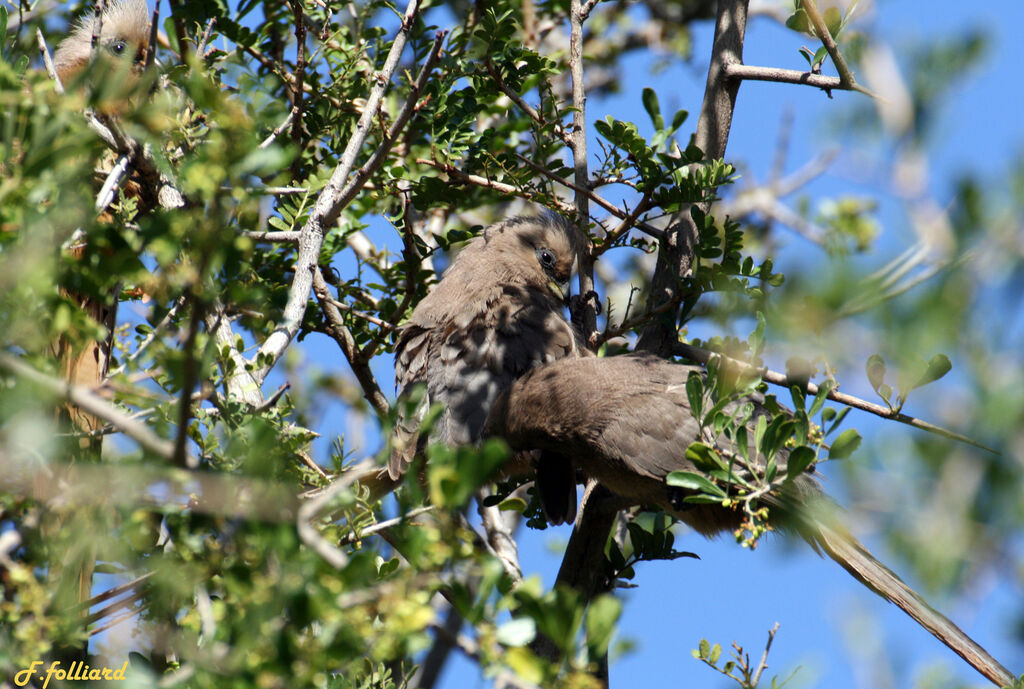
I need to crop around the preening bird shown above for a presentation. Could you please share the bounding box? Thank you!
[53,0,151,84]
[389,214,589,497]
[485,353,1016,687]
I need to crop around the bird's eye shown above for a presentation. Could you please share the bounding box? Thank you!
[110,40,127,56]
[537,248,556,268]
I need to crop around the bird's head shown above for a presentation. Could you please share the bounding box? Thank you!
[483,213,583,302]
[53,0,151,85]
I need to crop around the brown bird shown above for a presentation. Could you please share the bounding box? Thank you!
[53,0,151,85]
[389,214,588,495]
[485,353,1016,687]
[44,0,151,634]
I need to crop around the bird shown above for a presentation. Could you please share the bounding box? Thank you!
[388,214,589,506]
[53,0,151,85]
[484,353,1016,687]
[44,0,152,636]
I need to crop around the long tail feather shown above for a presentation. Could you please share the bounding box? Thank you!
[813,523,1015,687]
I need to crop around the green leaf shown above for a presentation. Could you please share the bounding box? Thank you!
[786,446,817,480]
[912,353,952,390]
[685,371,704,418]
[496,618,536,647]
[786,8,810,34]
[790,385,806,413]
[748,311,767,356]
[498,497,528,512]
[667,471,726,497]
[808,379,834,418]
[878,382,893,405]
[866,353,886,393]
[708,642,722,665]
[828,428,862,459]
[685,442,723,471]
[642,87,664,131]
[669,108,689,133]
[823,6,842,37]
[813,45,829,69]
[584,594,621,658]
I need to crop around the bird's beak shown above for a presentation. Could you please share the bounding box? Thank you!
[548,278,571,305]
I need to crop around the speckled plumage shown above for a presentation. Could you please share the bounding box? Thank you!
[389,214,589,489]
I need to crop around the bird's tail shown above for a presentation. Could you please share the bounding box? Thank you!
[811,519,1015,687]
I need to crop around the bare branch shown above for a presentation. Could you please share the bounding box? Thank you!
[95,153,131,213]
[636,0,749,356]
[312,268,390,419]
[750,622,781,687]
[1,454,299,522]
[724,62,858,94]
[259,109,296,150]
[416,157,575,215]
[242,230,301,243]
[252,13,442,381]
[0,352,185,463]
[484,59,572,148]
[568,0,598,346]
[36,28,64,93]
[512,153,664,239]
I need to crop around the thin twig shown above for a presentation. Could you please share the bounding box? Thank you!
[95,154,131,213]
[312,268,390,418]
[252,0,431,381]
[253,382,291,413]
[75,572,155,612]
[672,342,996,452]
[296,458,377,569]
[592,189,654,256]
[296,450,331,480]
[259,109,296,150]
[724,62,861,94]
[799,0,874,97]
[2,460,300,522]
[484,58,572,148]
[568,0,599,347]
[195,16,216,58]
[89,604,146,637]
[512,153,665,239]
[337,505,436,546]
[36,28,64,93]
[289,0,307,179]
[416,157,575,214]
[242,230,301,243]
[0,352,184,462]
[165,0,189,64]
[750,622,780,687]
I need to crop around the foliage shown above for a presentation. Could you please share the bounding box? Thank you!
[0,0,1021,688]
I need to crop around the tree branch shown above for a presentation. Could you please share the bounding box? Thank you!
[569,0,599,347]
[724,62,859,94]
[636,0,750,356]
[0,352,185,463]
[312,268,390,419]
[799,0,874,97]
[672,342,996,452]
[252,12,441,381]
